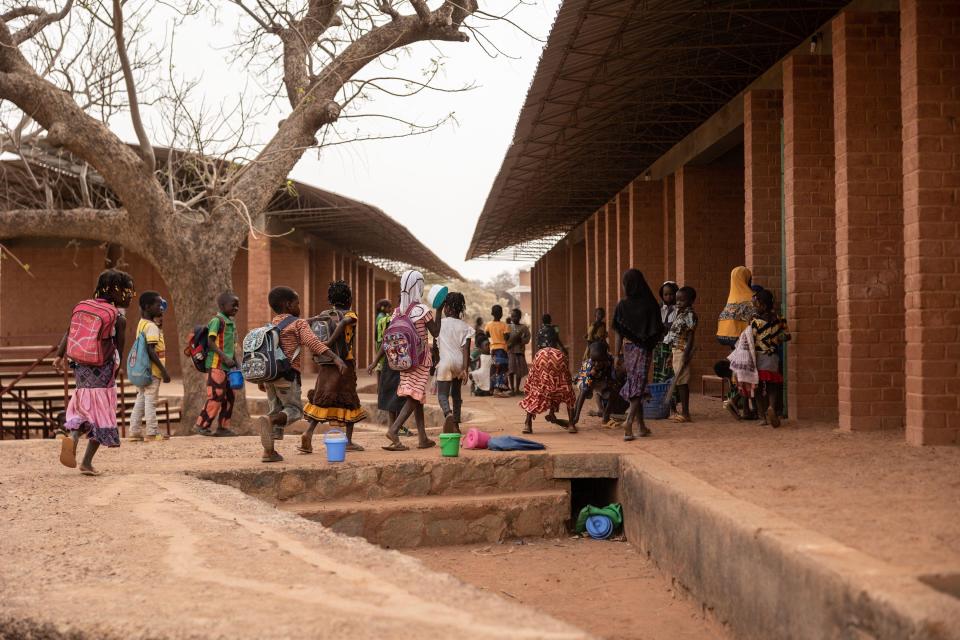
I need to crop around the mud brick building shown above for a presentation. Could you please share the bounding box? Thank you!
[468,0,959,446]
[0,148,459,375]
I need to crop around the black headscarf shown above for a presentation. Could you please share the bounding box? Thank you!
[613,269,664,348]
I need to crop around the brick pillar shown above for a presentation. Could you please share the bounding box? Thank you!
[901,0,960,445]
[783,55,838,421]
[584,218,595,318]
[246,233,271,331]
[594,210,606,317]
[617,189,630,285]
[675,164,745,379]
[663,175,676,280]
[630,179,666,290]
[568,239,587,367]
[546,246,569,355]
[603,203,616,317]
[387,278,400,306]
[355,264,371,369]
[744,89,784,300]
[834,11,905,431]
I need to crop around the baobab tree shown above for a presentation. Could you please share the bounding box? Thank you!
[0,0,485,420]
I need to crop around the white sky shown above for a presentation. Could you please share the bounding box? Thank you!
[102,1,563,281]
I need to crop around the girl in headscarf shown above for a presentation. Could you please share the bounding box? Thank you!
[613,269,664,440]
[377,270,440,451]
[717,266,755,347]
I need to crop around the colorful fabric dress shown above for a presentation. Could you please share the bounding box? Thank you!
[304,310,367,425]
[520,348,575,415]
[751,315,790,384]
[652,304,677,383]
[396,305,434,403]
[65,302,120,447]
[613,270,664,403]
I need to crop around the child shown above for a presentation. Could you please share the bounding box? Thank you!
[258,286,346,463]
[579,307,608,417]
[195,291,240,437]
[485,305,510,397]
[664,286,698,423]
[535,313,565,352]
[301,281,366,454]
[369,298,409,435]
[374,271,440,451]
[506,308,530,395]
[435,292,473,433]
[55,269,134,475]
[520,340,577,434]
[612,269,664,441]
[128,291,172,442]
[573,340,616,426]
[652,282,678,385]
[751,289,791,427]
[469,340,492,396]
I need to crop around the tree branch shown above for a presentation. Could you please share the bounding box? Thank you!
[111,0,155,173]
[5,0,74,45]
[0,207,136,247]
[278,0,342,108]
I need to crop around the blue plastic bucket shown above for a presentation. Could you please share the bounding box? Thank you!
[323,429,348,463]
[585,515,614,540]
[227,369,245,390]
[642,381,672,419]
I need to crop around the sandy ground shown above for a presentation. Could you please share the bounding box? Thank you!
[2,375,958,639]
[409,539,728,640]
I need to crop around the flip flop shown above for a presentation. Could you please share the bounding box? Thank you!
[417,440,437,450]
[382,441,409,452]
[79,467,102,476]
[59,436,77,469]
[568,425,579,434]
[297,434,313,454]
[346,443,365,452]
[623,434,636,442]
[522,427,533,434]
[261,450,284,463]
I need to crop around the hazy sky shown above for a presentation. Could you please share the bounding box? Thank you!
[101,1,563,282]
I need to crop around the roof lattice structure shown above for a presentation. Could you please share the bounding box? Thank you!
[467,0,848,260]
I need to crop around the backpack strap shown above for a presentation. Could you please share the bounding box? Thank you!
[275,315,301,361]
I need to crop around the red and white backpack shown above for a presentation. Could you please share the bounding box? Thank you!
[66,299,118,366]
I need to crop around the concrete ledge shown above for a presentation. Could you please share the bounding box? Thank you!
[618,452,960,640]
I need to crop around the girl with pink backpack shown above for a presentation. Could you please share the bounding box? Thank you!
[369,270,440,451]
[55,269,135,475]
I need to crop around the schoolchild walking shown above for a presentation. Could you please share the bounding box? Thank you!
[195,292,240,437]
[55,269,135,475]
[128,291,171,441]
[485,305,510,397]
[435,292,474,433]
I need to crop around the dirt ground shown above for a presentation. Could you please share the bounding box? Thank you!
[409,539,728,640]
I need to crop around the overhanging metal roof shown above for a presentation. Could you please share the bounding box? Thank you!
[467,0,848,260]
[0,144,461,279]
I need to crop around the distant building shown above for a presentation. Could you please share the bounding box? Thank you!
[507,269,532,321]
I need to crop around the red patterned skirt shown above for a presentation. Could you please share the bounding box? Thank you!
[519,348,575,415]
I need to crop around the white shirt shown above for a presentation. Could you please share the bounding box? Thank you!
[436,317,475,381]
[470,354,492,391]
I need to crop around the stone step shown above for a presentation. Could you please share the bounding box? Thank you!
[282,489,570,549]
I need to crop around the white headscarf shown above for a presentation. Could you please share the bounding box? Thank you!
[399,270,430,321]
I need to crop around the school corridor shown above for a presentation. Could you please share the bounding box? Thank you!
[467,0,960,446]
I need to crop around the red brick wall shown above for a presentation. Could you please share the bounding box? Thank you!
[675,163,746,380]
[783,55,839,421]
[567,239,587,363]
[593,210,606,317]
[247,233,272,329]
[900,0,960,445]
[663,175,676,280]
[744,89,784,301]
[584,218,595,318]
[617,189,630,290]
[630,179,666,291]
[833,11,905,431]
[545,245,570,361]
[604,203,617,317]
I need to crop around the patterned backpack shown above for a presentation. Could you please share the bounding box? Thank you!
[383,304,422,372]
[240,316,299,383]
[66,299,118,366]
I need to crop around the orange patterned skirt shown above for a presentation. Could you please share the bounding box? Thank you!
[519,348,575,416]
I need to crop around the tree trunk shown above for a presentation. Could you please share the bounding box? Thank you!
[156,240,252,435]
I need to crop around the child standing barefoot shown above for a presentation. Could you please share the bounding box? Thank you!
[380,270,440,451]
[435,293,473,433]
[612,269,664,441]
[665,286,698,423]
[300,281,367,453]
[55,269,134,475]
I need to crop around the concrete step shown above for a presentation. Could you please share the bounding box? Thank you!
[282,489,570,549]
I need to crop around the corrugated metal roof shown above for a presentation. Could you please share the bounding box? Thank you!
[467,0,848,260]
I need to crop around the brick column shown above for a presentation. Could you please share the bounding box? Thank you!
[604,203,617,316]
[617,189,630,284]
[630,179,666,289]
[675,163,745,379]
[546,246,569,353]
[593,210,606,317]
[834,11,905,431]
[568,239,587,367]
[663,175,676,280]
[783,55,838,421]
[355,264,371,369]
[744,89,784,300]
[584,218,595,318]
[901,0,960,445]
[246,233,271,331]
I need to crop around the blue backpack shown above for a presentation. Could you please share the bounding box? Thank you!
[126,328,153,387]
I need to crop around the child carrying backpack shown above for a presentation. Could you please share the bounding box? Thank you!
[55,269,135,476]
[126,291,171,442]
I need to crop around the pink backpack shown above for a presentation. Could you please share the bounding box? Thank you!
[383,304,423,371]
[66,299,118,366]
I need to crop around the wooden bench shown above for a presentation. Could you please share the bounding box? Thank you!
[701,374,729,399]
[0,347,181,439]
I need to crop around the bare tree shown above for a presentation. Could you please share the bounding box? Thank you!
[0,0,480,427]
